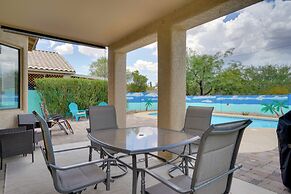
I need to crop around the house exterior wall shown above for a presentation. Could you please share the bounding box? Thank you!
[0,30,28,129]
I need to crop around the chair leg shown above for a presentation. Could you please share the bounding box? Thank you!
[1,157,2,170]
[144,154,149,168]
[106,160,111,191]
[89,147,92,162]
[32,151,34,163]
[141,171,146,194]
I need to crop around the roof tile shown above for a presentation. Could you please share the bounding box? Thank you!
[28,50,75,74]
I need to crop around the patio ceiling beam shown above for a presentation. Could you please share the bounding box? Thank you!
[110,0,261,52]
[0,25,106,49]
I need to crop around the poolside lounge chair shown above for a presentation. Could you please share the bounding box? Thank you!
[166,106,214,177]
[0,127,34,170]
[33,111,112,194]
[41,102,74,134]
[140,119,252,194]
[69,102,87,121]
[87,105,128,178]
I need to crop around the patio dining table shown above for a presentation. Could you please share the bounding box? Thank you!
[88,126,200,194]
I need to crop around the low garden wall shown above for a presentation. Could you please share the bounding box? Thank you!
[28,90,291,117]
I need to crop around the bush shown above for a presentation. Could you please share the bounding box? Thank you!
[35,78,107,116]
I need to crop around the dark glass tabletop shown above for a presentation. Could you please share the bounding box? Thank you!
[88,126,199,154]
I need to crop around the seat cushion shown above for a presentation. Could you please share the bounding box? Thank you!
[146,175,192,194]
[56,164,106,192]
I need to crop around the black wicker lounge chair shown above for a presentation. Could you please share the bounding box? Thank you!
[0,127,34,170]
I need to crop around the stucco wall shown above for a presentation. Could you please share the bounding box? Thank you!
[0,30,28,129]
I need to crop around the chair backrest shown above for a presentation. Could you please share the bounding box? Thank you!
[89,105,118,131]
[0,128,33,157]
[183,106,214,135]
[33,111,55,165]
[98,101,108,106]
[69,102,79,114]
[191,119,252,194]
[40,102,50,120]
[18,114,37,129]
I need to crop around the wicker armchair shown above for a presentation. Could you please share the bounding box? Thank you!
[0,127,34,170]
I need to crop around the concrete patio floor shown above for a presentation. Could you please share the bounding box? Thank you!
[2,142,276,194]
[0,112,289,194]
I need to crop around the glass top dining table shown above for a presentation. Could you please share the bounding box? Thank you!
[88,126,200,194]
[88,126,199,155]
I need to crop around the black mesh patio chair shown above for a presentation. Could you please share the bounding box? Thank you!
[166,106,214,177]
[140,119,252,194]
[0,127,34,170]
[87,105,128,178]
[33,111,112,194]
[41,102,74,135]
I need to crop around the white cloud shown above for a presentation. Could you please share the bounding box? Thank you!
[54,43,74,55]
[49,41,57,48]
[128,60,157,72]
[186,0,291,66]
[127,60,158,84]
[77,45,106,60]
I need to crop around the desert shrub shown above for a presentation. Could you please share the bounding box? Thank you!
[35,78,107,116]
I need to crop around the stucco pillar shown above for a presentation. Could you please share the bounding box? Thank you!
[108,48,127,128]
[157,25,186,158]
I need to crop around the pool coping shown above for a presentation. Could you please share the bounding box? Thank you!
[134,111,279,121]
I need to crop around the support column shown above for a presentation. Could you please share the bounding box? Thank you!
[158,25,186,158]
[108,48,127,128]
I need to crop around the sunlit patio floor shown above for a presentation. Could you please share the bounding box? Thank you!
[0,112,289,194]
[1,142,277,194]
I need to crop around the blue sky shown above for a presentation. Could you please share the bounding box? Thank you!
[36,0,291,85]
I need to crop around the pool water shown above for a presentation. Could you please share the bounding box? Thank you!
[148,113,278,129]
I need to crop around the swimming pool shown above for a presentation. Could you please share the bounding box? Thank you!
[148,113,278,129]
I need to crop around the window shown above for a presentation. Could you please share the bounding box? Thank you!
[0,43,20,109]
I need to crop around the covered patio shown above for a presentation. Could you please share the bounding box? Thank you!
[1,0,289,194]
[0,115,279,194]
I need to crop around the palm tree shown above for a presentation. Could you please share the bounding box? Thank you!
[261,103,280,117]
[273,100,288,115]
[145,99,153,111]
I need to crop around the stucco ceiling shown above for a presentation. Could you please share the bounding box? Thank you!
[0,0,193,47]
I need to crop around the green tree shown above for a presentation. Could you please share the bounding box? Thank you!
[127,70,148,92]
[243,65,291,94]
[186,49,233,95]
[126,69,133,83]
[213,64,247,95]
[89,57,108,78]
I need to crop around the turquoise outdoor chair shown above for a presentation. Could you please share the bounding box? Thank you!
[68,102,87,121]
[98,102,108,106]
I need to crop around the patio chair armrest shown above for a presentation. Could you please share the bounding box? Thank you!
[140,168,193,194]
[78,109,86,113]
[49,158,115,171]
[194,164,242,191]
[54,145,91,153]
